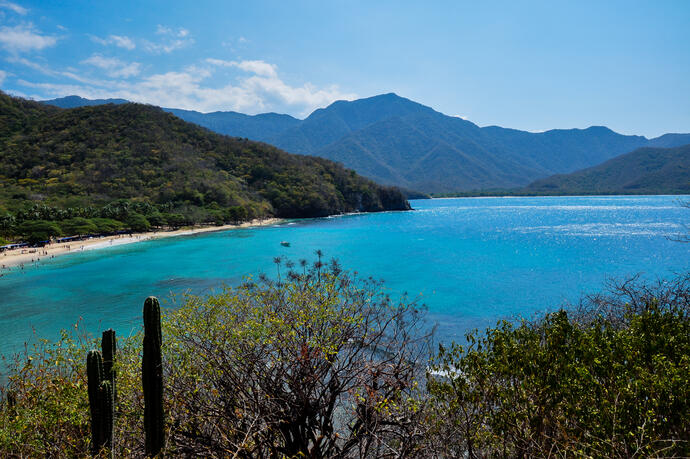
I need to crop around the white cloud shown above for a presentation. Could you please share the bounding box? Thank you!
[82,54,141,78]
[206,58,277,78]
[155,25,171,35]
[8,55,51,73]
[0,24,57,53]
[0,1,28,15]
[10,56,111,85]
[0,69,7,85]
[156,25,188,38]
[145,25,193,53]
[92,34,135,50]
[17,57,356,116]
[144,37,192,54]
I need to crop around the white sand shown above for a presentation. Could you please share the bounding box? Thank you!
[0,218,282,269]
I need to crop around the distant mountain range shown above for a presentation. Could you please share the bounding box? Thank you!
[43,94,690,194]
[525,144,690,195]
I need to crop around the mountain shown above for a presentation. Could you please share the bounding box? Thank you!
[524,144,690,195]
[42,94,690,193]
[165,108,301,142]
[43,95,129,108]
[0,92,409,238]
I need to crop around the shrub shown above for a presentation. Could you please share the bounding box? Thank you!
[0,257,431,457]
[162,256,431,457]
[1,269,688,457]
[426,275,690,458]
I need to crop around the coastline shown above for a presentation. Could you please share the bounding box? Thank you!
[0,218,283,270]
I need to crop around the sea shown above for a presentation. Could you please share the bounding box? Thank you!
[1,195,688,364]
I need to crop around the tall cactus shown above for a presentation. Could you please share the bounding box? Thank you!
[87,349,114,456]
[143,296,165,456]
[101,329,117,403]
[98,380,114,455]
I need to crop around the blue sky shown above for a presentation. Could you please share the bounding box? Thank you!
[0,0,688,137]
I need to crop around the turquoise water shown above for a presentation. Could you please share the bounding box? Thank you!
[1,196,688,361]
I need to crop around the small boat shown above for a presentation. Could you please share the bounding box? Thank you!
[280,241,291,247]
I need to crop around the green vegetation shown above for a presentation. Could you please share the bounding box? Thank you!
[525,144,690,195]
[0,92,409,243]
[1,260,688,457]
[47,93,690,194]
[428,276,690,457]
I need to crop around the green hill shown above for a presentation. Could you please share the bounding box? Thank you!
[45,93,690,194]
[0,92,409,241]
[524,144,690,195]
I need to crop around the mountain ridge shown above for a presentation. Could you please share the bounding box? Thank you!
[42,93,690,193]
[524,143,690,195]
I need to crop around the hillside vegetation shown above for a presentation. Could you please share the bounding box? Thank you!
[525,144,690,195]
[45,93,690,193]
[0,92,409,242]
[1,261,688,457]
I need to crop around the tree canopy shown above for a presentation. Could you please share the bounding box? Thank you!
[0,92,409,242]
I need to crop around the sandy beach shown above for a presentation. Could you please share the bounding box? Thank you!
[0,218,282,270]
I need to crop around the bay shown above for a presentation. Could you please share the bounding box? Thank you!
[1,195,688,362]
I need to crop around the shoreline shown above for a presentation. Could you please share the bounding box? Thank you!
[426,193,690,199]
[0,218,283,270]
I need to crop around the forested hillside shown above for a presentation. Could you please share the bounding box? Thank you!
[525,144,690,195]
[0,92,409,242]
[45,94,690,193]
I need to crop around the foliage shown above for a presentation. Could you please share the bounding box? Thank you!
[160,257,431,457]
[0,92,409,242]
[125,213,151,233]
[1,266,688,457]
[0,258,430,457]
[526,144,690,195]
[426,275,690,457]
[0,327,93,456]
[128,93,690,194]
[17,219,62,244]
[59,217,98,235]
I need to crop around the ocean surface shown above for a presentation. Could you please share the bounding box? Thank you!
[1,196,688,363]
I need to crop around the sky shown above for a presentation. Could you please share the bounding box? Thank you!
[0,0,688,137]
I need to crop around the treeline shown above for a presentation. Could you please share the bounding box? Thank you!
[0,92,409,243]
[0,201,257,244]
[0,260,688,457]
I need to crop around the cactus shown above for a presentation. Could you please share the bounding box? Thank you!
[98,380,114,456]
[87,349,115,457]
[101,329,117,403]
[87,349,104,451]
[143,296,165,456]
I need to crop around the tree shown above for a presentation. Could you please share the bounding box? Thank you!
[17,220,61,245]
[162,213,187,229]
[125,213,151,233]
[162,256,432,457]
[59,217,98,236]
[146,212,167,227]
[91,218,124,234]
[225,205,248,224]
